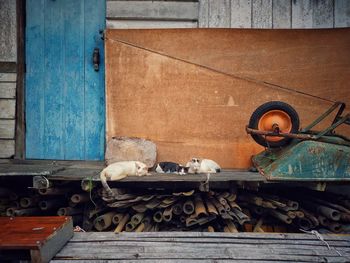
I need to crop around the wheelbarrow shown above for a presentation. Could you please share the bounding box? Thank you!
[246,101,350,181]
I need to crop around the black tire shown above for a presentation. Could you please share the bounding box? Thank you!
[248,101,300,148]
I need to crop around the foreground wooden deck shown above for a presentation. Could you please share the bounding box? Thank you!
[52,232,350,262]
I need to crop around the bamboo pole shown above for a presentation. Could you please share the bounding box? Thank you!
[153,210,163,223]
[204,197,218,215]
[162,207,173,222]
[225,220,238,233]
[183,200,195,215]
[125,221,137,232]
[207,226,215,232]
[131,213,144,225]
[210,197,226,215]
[19,197,38,208]
[141,216,152,232]
[57,207,83,216]
[132,203,148,213]
[300,209,319,227]
[94,212,116,231]
[297,217,313,231]
[287,211,296,219]
[194,195,208,218]
[114,213,130,233]
[39,199,64,211]
[295,211,305,218]
[112,213,125,225]
[253,217,265,233]
[38,188,71,195]
[327,222,342,233]
[14,207,41,216]
[230,207,250,225]
[6,207,16,216]
[172,202,183,215]
[70,193,90,204]
[341,213,350,222]
[223,226,231,233]
[269,210,292,224]
[135,222,145,232]
[318,215,329,227]
[185,214,198,227]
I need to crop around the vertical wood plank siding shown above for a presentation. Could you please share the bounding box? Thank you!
[107,1,199,28]
[106,0,349,29]
[0,0,17,62]
[273,0,292,28]
[0,72,16,158]
[208,0,231,28]
[0,0,17,158]
[335,0,350,27]
[230,0,252,28]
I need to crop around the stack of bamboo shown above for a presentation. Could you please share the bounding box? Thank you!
[0,186,88,225]
[1,184,350,234]
[98,187,350,233]
[97,189,248,233]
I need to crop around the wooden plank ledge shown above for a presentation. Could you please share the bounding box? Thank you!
[0,216,73,263]
[0,161,266,183]
[52,231,350,262]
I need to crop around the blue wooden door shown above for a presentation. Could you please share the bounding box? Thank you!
[25,0,105,160]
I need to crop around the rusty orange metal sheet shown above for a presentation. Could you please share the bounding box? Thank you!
[105,29,350,168]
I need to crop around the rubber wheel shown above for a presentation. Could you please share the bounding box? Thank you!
[248,101,300,148]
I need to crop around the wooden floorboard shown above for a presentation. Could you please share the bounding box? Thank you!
[52,232,350,262]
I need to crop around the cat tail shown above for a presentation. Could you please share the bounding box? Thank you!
[100,169,114,197]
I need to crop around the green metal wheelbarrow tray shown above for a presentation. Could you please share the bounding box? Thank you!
[246,101,350,181]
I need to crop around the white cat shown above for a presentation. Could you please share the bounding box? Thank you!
[186,158,221,174]
[100,161,150,196]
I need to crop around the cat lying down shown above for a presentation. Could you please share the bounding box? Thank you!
[100,161,149,196]
[153,159,221,175]
[100,159,221,195]
[186,158,221,174]
[153,162,188,175]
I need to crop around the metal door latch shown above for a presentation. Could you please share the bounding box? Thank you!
[93,48,100,71]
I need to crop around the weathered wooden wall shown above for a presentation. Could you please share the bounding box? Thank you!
[106,0,350,29]
[0,0,17,62]
[0,0,17,158]
[105,29,350,168]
